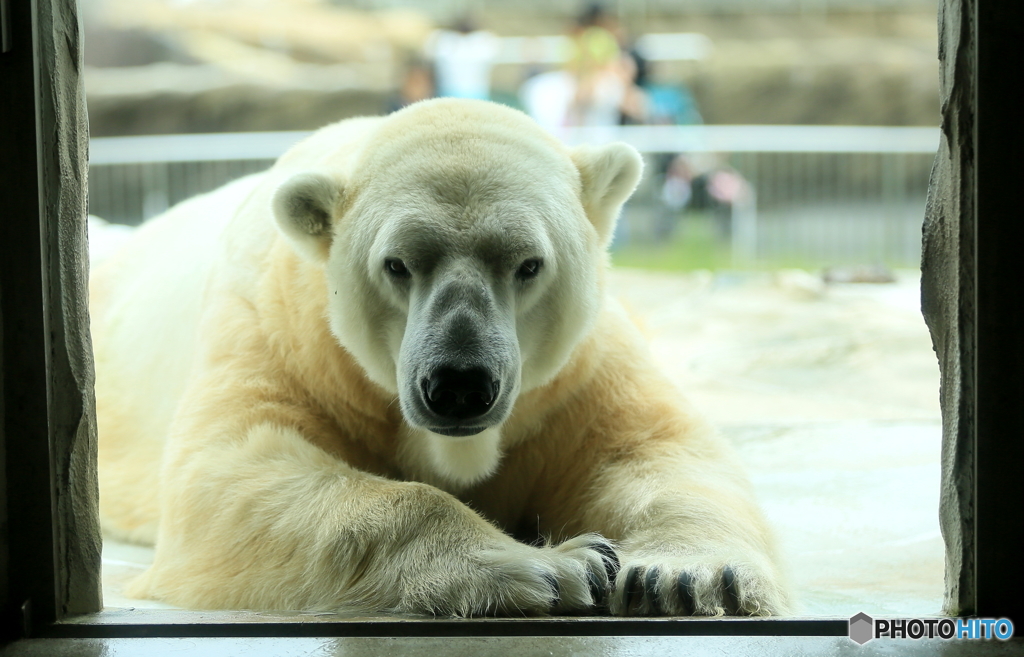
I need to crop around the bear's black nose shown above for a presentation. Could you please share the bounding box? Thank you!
[422,368,498,421]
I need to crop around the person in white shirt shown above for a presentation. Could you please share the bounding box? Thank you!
[427,19,499,101]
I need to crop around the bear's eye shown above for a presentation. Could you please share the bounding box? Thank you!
[516,258,543,281]
[384,258,411,279]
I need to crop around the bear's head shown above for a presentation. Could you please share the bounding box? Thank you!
[272,99,641,465]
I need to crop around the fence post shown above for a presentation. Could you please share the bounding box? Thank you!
[731,187,758,265]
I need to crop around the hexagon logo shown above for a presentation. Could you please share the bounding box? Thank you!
[849,612,874,645]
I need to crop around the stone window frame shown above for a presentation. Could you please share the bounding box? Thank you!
[1,0,1021,643]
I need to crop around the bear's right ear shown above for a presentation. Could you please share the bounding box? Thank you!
[272,172,342,262]
[571,142,644,247]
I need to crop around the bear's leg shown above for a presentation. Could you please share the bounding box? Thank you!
[541,443,792,617]
[606,463,789,617]
[132,421,618,616]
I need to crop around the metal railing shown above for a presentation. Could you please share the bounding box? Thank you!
[88,125,938,267]
[353,0,936,17]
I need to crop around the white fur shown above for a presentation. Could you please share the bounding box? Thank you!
[397,426,504,493]
[92,99,789,617]
[272,171,341,262]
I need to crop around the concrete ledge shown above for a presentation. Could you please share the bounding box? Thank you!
[3,635,1023,657]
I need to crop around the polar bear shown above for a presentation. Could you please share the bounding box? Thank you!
[91,98,790,616]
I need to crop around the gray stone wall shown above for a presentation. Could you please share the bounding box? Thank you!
[36,0,103,616]
[920,0,973,616]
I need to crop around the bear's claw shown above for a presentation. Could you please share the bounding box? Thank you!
[621,566,641,613]
[610,559,785,617]
[565,537,619,613]
[618,565,665,615]
[722,566,740,615]
[586,566,605,608]
[676,571,696,615]
[588,540,621,580]
[644,567,663,615]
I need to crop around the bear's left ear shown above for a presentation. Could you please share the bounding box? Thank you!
[272,172,343,262]
[571,142,644,247]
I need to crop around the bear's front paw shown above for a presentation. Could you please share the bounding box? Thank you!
[609,556,789,617]
[463,534,619,616]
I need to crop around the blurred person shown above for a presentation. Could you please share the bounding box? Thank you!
[519,68,577,132]
[565,5,646,127]
[656,153,754,245]
[520,4,647,130]
[427,17,499,101]
[705,166,753,240]
[658,154,695,240]
[690,163,753,242]
[643,81,703,126]
[579,5,650,126]
[389,57,434,113]
[613,50,648,126]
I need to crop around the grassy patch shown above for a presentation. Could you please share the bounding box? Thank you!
[610,212,880,272]
[611,213,734,271]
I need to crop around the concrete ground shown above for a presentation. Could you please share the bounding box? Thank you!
[100,266,943,618]
[5,636,1023,657]
[607,268,942,617]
